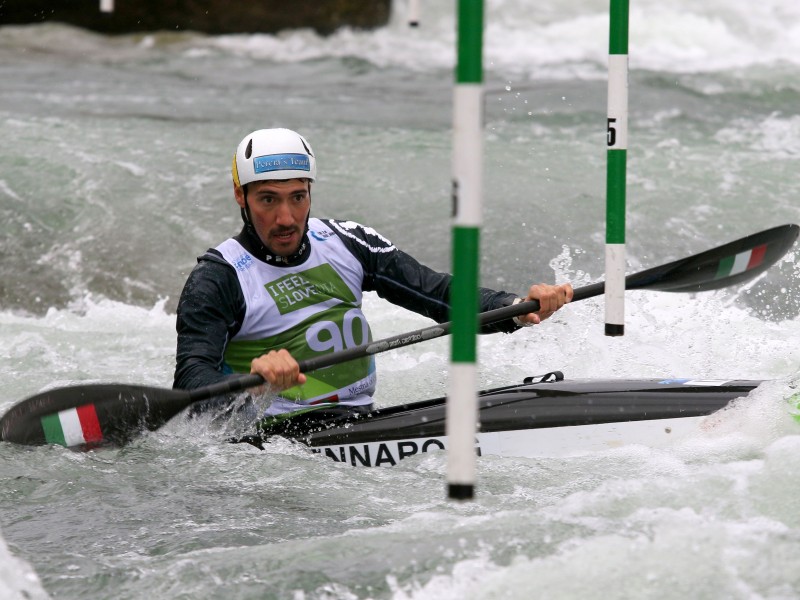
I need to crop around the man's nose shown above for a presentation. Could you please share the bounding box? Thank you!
[274,200,294,224]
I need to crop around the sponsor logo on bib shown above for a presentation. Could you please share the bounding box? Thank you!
[265,264,356,315]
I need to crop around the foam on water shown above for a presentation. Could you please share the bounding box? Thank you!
[2,2,800,596]
[0,536,49,600]
[0,298,176,406]
[3,291,799,598]
[201,0,800,77]
[372,389,800,600]
[2,0,799,80]
[716,113,800,158]
[383,436,800,599]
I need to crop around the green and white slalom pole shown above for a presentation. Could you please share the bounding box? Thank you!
[447,0,483,501]
[605,0,629,336]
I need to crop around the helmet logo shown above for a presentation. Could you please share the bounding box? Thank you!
[245,139,253,159]
[253,153,311,174]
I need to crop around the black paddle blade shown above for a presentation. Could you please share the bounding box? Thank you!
[0,384,193,448]
[627,223,799,293]
[572,224,799,302]
[0,374,264,449]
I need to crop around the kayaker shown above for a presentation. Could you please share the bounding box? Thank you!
[173,127,573,424]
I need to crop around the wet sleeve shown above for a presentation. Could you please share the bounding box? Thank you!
[325,219,521,334]
[173,253,246,390]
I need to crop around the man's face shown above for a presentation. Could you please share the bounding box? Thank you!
[235,179,311,256]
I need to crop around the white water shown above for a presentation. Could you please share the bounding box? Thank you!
[1,0,800,597]
[208,0,800,76]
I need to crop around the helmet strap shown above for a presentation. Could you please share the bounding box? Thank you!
[240,183,256,230]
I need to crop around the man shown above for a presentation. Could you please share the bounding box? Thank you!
[174,128,573,424]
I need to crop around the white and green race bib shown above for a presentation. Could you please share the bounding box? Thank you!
[217,219,376,411]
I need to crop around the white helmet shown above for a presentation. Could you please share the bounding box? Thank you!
[232,128,317,187]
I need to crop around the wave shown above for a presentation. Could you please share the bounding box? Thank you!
[209,0,800,76]
[2,0,799,76]
[0,536,49,600]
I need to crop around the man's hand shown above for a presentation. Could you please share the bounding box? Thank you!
[250,349,307,391]
[516,282,574,325]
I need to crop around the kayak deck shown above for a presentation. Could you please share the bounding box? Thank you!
[247,373,762,464]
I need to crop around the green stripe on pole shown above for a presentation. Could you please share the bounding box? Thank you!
[606,149,626,244]
[456,0,483,83]
[609,0,629,55]
[451,226,480,363]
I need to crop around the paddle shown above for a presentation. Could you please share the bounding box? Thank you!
[1,223,796,448]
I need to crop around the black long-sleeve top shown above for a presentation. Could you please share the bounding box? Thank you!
[173,219,521,391]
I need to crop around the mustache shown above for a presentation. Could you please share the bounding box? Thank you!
[271,225,300,235]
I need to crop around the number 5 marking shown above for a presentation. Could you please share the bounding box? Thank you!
[607,117,617,147]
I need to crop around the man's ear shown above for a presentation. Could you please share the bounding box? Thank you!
[234,183,246,209]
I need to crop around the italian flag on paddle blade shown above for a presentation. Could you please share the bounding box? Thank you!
[40,404,103,446]
[716,244,767,278]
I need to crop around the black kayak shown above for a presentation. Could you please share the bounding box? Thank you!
[241,372,763,466]
[0,370,765,464]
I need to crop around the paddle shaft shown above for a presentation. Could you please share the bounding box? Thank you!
[188,223,800,401]
[295,285,578,372]
[144,291,586,404]
[185,299,544,403]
